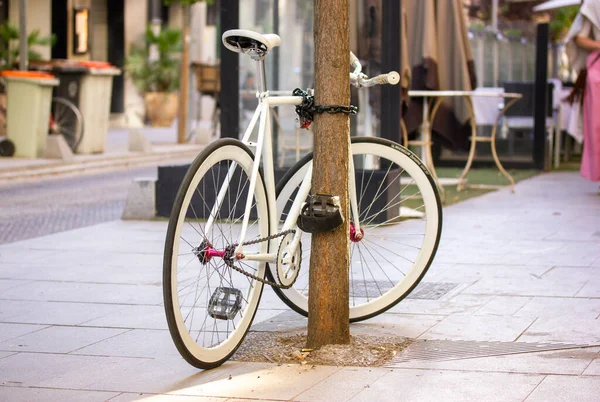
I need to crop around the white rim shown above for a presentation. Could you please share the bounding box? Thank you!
[169,144,269,364]
[274,141,441,320]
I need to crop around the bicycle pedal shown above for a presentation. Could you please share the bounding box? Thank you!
[208,287,243,320]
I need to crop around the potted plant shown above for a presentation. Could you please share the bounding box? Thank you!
[0,22,56,68]
[125,25,182,127]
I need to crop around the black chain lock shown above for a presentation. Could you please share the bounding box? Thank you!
[293,88,358,129]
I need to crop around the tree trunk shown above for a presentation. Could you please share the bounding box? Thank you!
[307,0,351,349]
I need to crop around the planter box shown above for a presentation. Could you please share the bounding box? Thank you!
[156,164,399,224]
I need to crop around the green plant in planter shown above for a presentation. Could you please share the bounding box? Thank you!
[549,6,580,42]
[125,25,182,93]
[0,21,56,69]
[126,25,183,127]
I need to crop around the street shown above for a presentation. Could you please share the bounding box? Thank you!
[0,166,159,245]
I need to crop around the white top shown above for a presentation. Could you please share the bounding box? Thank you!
[578,18,600,41]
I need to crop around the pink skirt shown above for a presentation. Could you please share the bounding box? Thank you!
[581,51,600,182]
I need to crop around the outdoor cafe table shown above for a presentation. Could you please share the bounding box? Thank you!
[407,90,523,201]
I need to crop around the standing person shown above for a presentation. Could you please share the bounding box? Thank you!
[565,0,600,183]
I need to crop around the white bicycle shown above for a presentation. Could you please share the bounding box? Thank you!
[163,29,443,369]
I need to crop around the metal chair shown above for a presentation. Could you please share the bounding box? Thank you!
[190,62,221,141]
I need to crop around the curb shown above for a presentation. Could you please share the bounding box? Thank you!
[0,148,203,181]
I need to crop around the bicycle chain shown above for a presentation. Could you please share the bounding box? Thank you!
[293,88,357,128]
[222,229,297,289]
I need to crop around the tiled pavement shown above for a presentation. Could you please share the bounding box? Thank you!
[0,171,599,401]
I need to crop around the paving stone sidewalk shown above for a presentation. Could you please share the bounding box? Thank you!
[0,171,599,401]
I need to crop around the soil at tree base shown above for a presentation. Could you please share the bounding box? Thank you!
[233,330,411,367]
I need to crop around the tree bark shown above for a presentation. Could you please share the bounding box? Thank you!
[307,0,351,349]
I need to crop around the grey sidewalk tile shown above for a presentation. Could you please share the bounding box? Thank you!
[388,346,600,375]
[0,263,31,279]
[526,252,597,267]
[518,316,600,344]
[576,282,600,298]
[3,222,166,253]
[348,314,443,339]
[294,367,390,402]
[72,329,180,358]
[39,249,163,270]
[81,305,168,330]
[108,393,226,401]
[251,308,292,327]
[349,369,543,402]
[420,315,536,342]
[583,356,600,375]
[424,264,551,284]
[0,353,148,389]
[17,263,162,285]
[524,375,600,402]
[250,309,308,332]
[0,249,57,264]
[541,266,600,282]
[168,363,340,400]
[84,359,255,394]
[474,296,533,316]
[544,230,600,242]
[0,280,162,305]
[513,297,600,319]
[0,351,16,360]
[0,323,47,343]
[0,326,129,354]
[1,300,123,326]
[461,275,587,297]
[0,279,31,293]
[0,386,119,402]
[387,294,496,316]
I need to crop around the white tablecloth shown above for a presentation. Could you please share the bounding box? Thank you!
[557,87,583,144]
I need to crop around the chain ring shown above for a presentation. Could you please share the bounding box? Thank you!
[221,229,296,289]
[275,232,302,289]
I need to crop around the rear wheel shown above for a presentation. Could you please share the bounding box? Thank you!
[49,97,84,152]
[272,137,442,322]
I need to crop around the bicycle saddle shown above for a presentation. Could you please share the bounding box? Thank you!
[222,29,281,59]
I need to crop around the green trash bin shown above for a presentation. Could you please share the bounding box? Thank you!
[76,62,122,154]
[2,71,59,158]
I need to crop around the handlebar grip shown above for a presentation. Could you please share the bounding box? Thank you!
[372,72,400,86]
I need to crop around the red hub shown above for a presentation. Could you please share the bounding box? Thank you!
[350,222,364,242]
[198,243,242,265]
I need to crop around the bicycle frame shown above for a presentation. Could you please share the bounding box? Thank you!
[203,58,362,265]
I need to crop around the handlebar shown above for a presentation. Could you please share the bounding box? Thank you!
[349,51,399,88]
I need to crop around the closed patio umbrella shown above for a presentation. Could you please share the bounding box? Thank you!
[533,0,581,12]
[404,0,477,151]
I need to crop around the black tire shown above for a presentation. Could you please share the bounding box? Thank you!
[270,137,443,322]
[163,138,270,369]
[50,97,84,152]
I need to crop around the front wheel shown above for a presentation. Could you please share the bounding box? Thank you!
[163,139,270,369]
[273,137,443,322]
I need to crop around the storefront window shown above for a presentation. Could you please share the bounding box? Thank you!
[73,7,90,55]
